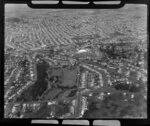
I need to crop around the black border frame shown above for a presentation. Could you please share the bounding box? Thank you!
[0,0,149,125]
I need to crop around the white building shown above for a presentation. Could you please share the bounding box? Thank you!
[80,96,88,115]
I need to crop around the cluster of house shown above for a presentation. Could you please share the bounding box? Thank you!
[80,71,88,89]
[69,96,88,117]
[11,102,41,117]
[80,69,100,89]
[22,103,41,113]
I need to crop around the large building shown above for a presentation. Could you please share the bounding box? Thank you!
[80,96,88,116]
[73,48,101,60]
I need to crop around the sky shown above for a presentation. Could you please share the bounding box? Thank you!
[5,4,31,13]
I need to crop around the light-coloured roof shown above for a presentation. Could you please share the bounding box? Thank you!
[76,49,89,54]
